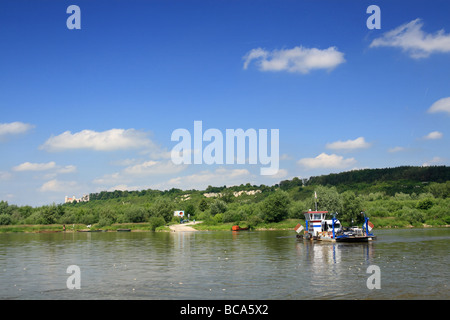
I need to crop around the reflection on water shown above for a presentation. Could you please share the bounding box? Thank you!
[0,228,448,299]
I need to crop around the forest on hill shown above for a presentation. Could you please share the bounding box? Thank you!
[1,166,449,230]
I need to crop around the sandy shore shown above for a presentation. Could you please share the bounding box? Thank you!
[169,221,202,232]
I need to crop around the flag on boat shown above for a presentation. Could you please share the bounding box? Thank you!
[314,191,317,199]
[295,224,304,234]
[364,221,374,232]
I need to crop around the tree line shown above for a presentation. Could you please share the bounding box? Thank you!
[0,166,449,228]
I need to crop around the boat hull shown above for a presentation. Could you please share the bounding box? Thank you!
[335,235,376,242]
[232,226,249,231]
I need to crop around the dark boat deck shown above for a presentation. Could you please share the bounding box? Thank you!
[335,235,376,242]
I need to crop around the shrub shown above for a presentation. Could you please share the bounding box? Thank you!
[416,198,433,210]
[198,199,208,212]
[57,213,77,224]
[210,199,227,216]
[149,198,174,222]
[213,213,223,224]
[259,190,290,222]
[149,216,166,231]
[97,217,113,228]
[124,208,145,223]
[25,211,48,225]
[222,210,242,223]
[366,206,390,217]
[399,207,425,224]
[247,214,263,228]
[310,186,342,212]
[288,201,307,219]
[0,214,11,225]
[79,213,97,225]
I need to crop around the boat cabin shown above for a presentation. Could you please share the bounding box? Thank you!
[323,219,341,233]
[303,210,341,236]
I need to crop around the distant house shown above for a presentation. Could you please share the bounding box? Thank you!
[203,190,261,198]
[65,194,90,203]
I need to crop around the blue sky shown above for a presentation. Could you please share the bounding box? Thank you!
[1,0,450,206]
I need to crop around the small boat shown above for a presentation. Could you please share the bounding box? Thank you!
[117,228,131,232]
[232,225,249,231]
[296,210,376,242]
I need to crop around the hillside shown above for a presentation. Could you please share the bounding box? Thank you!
[281,165,450,196]
[1,165,449,229]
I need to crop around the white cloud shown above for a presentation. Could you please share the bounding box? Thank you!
[39,179,78,192]
[267,168,288,179]
[92,172,123,185]
[423,131,443,140]
[166,167,252,190]
[40,128,154,152]
[243,45,345,74]
[325,137,371,151]
[0,122,34,137]
[93,160,186,186]
[388,146,406,153]
[0,171,12,180]
[370,18,450,58]
[422,156,446,167]
[279,154,293,161]
[123,160,186,176]
[428,97,450,115]
[107,184,137,192]
[57,165,77,174]
[92,167,256,194]
[12,161,76,174]
[13,161,56,172]
[297,153,356,169]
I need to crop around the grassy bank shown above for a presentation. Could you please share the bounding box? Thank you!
[191,219,300,231]
[1,218,447,234]
[0,222,171,233]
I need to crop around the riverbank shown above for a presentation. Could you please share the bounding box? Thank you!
[1,218,448,233]
[168,221,202,232]
[0,223,170,233]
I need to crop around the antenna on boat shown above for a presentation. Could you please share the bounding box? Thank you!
[314,191,318,211]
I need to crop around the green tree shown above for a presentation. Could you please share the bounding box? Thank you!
[0,214,11,225]
[259,190,290,222]
[310,186,342,213]
[426,182,450,199]
[288,200,307,219]
[220,189,235,203]
[198,199,208,212]
[222,210,242,223]
[0,201,9,215]
[341,191,364,224]
[149,216,166,231]
[124,207,145,223]
[184,203,196,217]
[416,198,433,210]
[210,199,227,216]
[150,198,174,222]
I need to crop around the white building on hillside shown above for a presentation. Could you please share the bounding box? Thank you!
[65,194,90,203]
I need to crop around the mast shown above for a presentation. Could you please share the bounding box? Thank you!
[314,191,318,211]
[332,212,338,239]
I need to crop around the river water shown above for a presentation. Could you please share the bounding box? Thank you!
[0,228,448,300]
